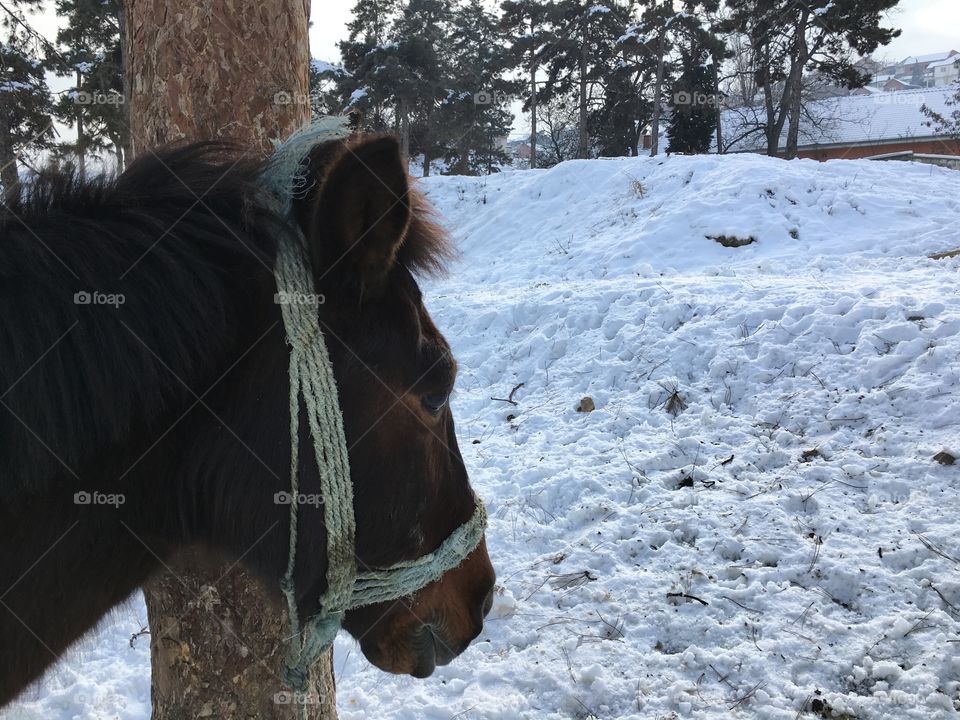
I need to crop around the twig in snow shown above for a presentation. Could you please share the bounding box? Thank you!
[914,532,960,565]
[491,382,525,406]
[666,592,709,606]
[729,680,766,710]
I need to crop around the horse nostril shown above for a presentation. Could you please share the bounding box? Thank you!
[482,587,494,618]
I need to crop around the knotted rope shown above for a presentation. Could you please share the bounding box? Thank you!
[260,118,487,717]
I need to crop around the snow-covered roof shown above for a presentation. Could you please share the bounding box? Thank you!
[722,86,958,153]
[900,51,957,65]
[928,56,960,69]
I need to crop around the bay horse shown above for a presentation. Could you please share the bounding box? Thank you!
[0,133,495,706]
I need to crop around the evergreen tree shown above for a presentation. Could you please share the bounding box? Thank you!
[0,1,54,199]
[442,0,517,174]
[500,0,551,167]
[391,0,453,175]
[666,52,717,153]
[666,6,725,154]
[52,0,127,174]
[540,0,636,159]
[336,0,399,131]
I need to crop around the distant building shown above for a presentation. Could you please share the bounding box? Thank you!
[720,86,960,161]
[883,78,923,92]
[929,56,960,87]
[874,50,959,89]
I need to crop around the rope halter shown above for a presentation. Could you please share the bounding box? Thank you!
[260,117,488,707]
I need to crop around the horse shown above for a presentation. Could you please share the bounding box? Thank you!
[0,132,495,706]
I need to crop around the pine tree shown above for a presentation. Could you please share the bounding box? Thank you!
[540,0,635,159]
[500,0,550,167]
[336,0,399,131]
[0,1,54,199]
[391,0,453,175]
[666,6,725,154]
[442,0,517,174]
[52,0,128,174]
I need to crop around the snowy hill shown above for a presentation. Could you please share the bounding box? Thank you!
[8,155,960,720]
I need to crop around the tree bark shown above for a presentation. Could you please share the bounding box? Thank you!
[122,1,338,717]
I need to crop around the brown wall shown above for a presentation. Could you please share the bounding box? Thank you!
[796,138,960,161]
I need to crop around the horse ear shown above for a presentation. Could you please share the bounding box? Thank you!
[305,136,411,294]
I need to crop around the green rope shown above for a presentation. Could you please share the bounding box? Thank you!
[261,119,488,717]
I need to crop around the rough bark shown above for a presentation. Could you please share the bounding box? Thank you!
[125,0,313,156]
[122,1,338,717]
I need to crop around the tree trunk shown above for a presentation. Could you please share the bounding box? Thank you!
[398,98,410,160]
[650,30,666,157]
[713,61,722,154]
[577,29,589,159]
[76,69,87,179]
[122,1,338,717]
[0,113,19,202]
[784,11,810,160]
[529,20,537,169]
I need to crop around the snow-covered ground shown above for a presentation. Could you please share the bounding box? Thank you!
[7,154,960,719]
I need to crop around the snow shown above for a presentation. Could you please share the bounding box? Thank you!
[346,86,369,107]
[311,58,350,77]
[7,153,960,719]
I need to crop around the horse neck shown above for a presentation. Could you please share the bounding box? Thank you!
[0,299,328,708]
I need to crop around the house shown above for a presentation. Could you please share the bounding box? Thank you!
[720,86,960,161]
[874,51,958,89]
[929,55,960,87]
[883,78,923,92]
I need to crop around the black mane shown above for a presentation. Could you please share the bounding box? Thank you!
[0,143,282,499]
[0,138,451,501]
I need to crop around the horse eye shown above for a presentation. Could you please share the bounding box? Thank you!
[421,392,449,414]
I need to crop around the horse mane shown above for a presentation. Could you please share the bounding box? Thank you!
[0,136,451,500]
[0,142,283,499]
